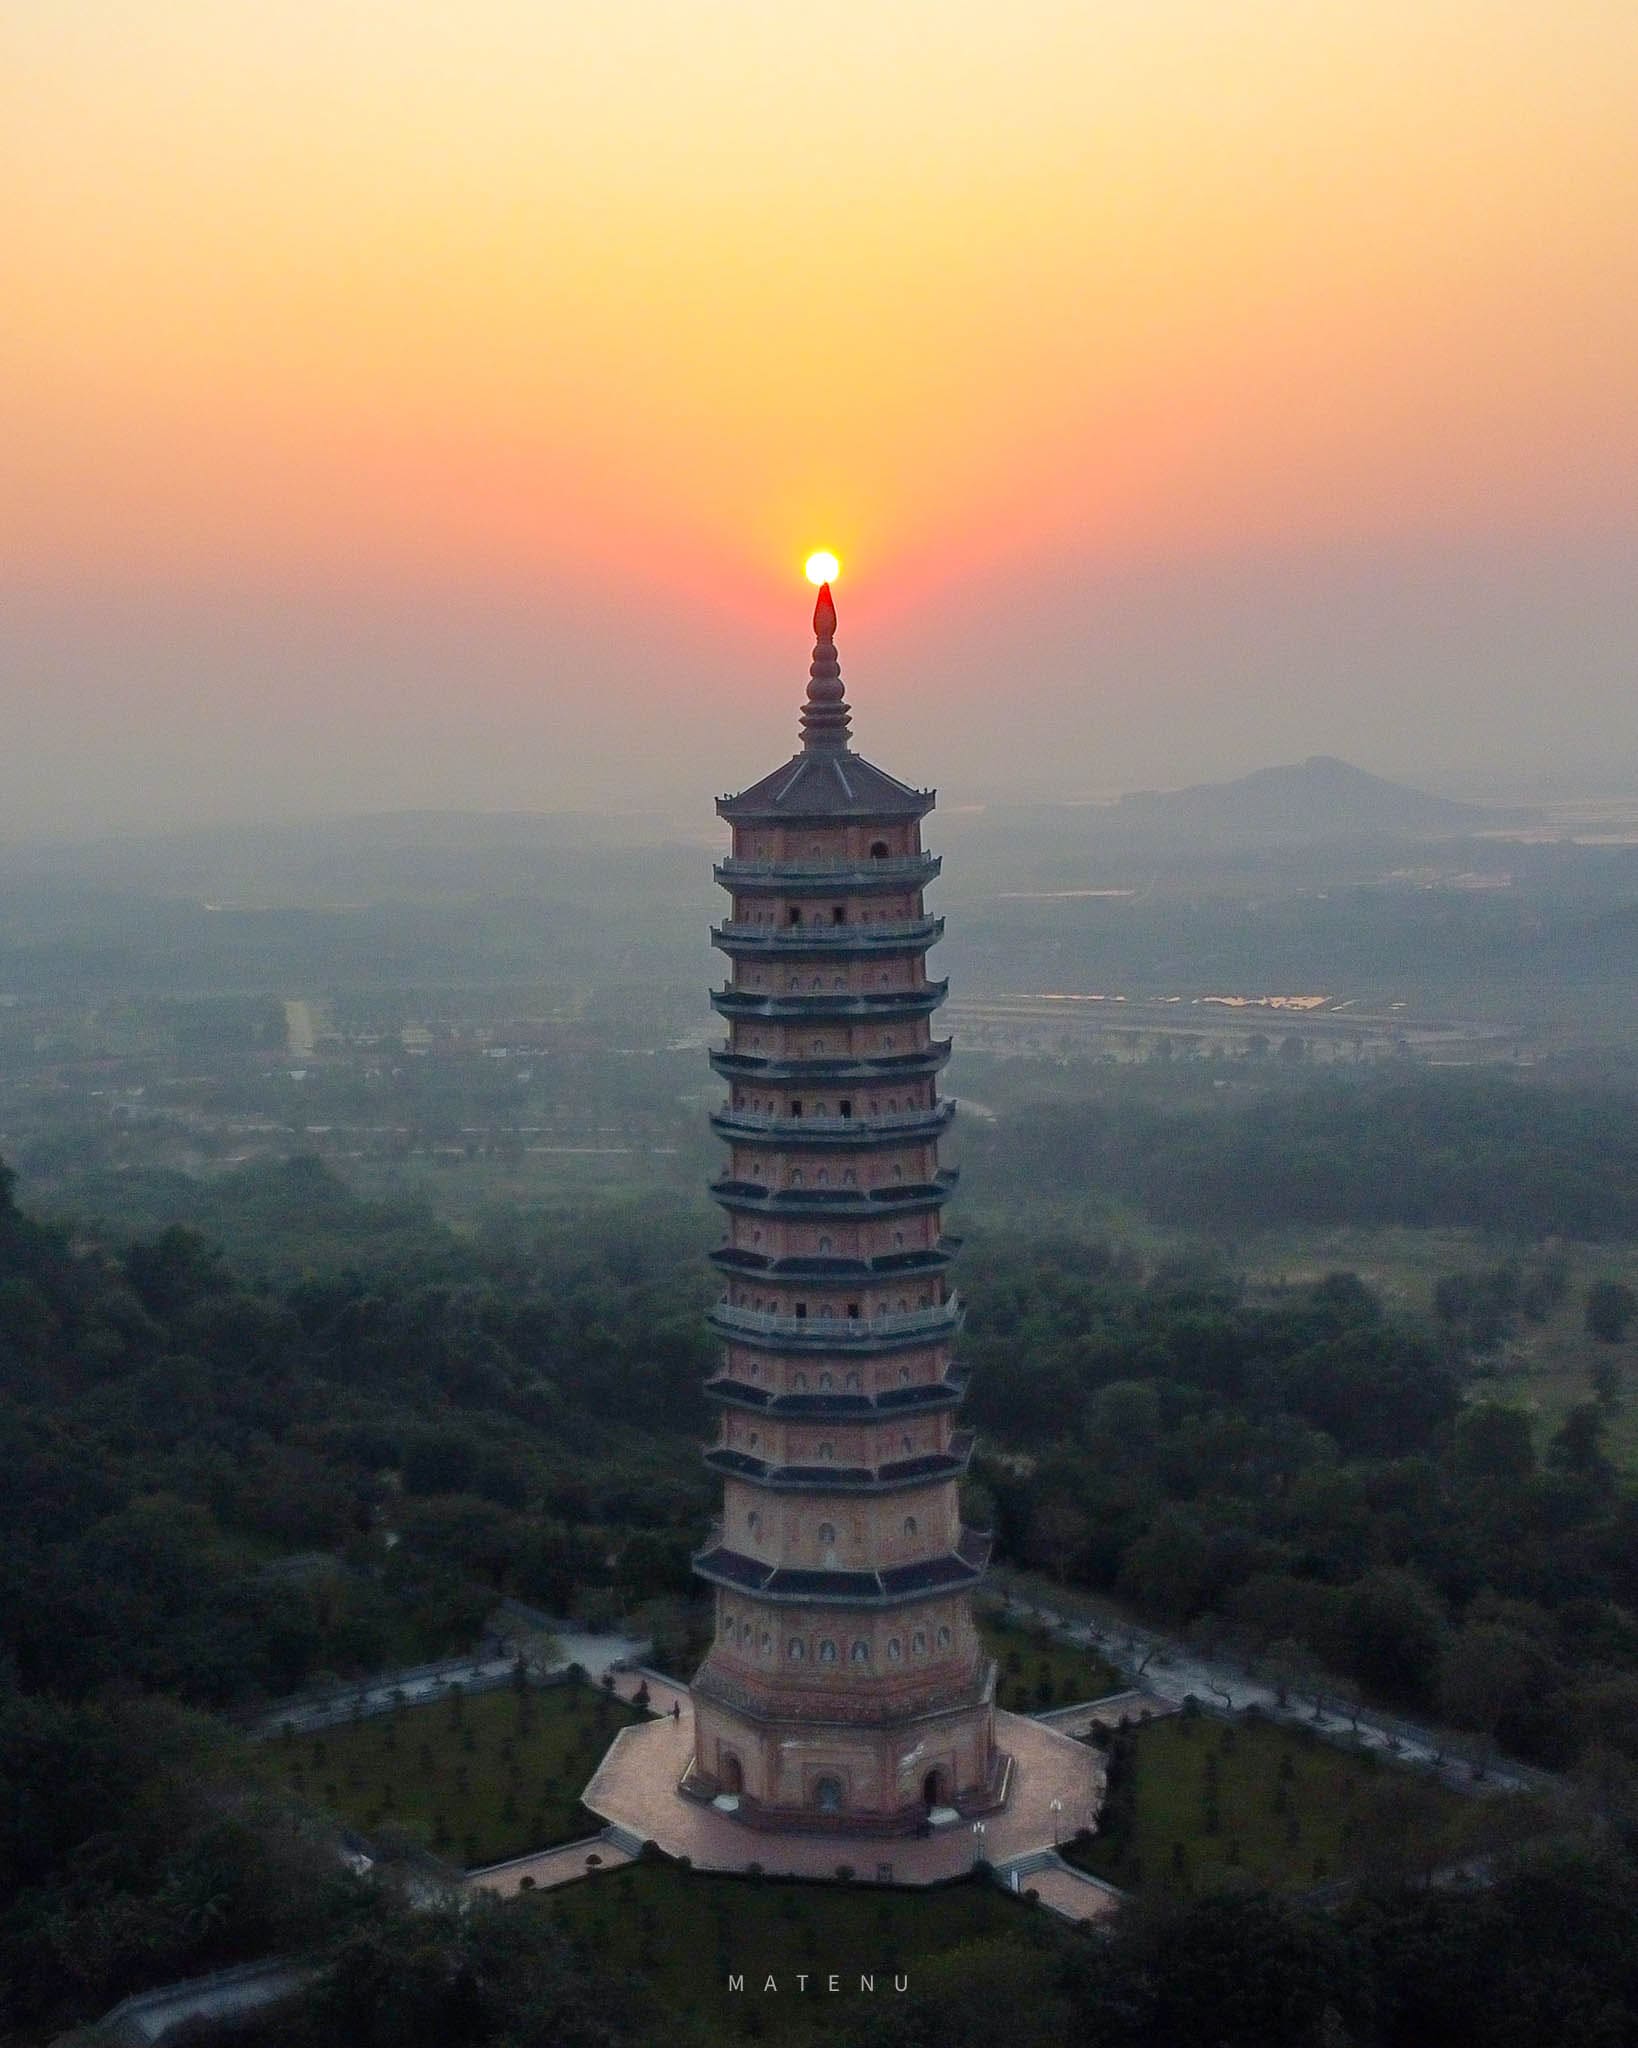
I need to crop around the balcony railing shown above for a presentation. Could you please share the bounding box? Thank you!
[710,1041,952,1081]
[710,1102,955,1139]
[711,981,948,1018]
[713,917,943,949]
[709,1296,963,1342]
[717,854,939,880]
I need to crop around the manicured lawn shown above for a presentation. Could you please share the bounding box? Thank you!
[1066,1709,1491,1895]
[259,1679,643,1869]
[536,1860,1050,2038]
[979,1611,1124,1713]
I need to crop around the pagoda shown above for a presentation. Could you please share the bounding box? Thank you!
[686,580,1004,1833]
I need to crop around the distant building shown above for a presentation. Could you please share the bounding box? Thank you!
[686,583,1002,1832]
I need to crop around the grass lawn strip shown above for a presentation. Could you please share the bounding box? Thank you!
[1068,1709,1516,1895]
[260,1678,643,1869]
[979,1611,1125,1713]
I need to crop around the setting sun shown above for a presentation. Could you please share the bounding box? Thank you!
[804,551,840,586]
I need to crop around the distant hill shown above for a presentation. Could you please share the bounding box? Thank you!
[1102,755,1490,843]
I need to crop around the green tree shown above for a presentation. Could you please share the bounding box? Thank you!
[1586,1281,1637,1344]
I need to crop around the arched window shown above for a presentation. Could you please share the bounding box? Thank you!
[794,1371,808,1390]
[819,1441,834,1460]
[788,1637,805,1661]
[841,1168,856,1186]
[898,1365,910,1384]
[819,1371,833,1390]
[760,1631,772,1655]
[818,1236,832,1253]
[912,1630,928,1655]
[870,840,889,858]
[815,1168,829,1186]
[818,1521,836,1546]
[937,1625,952,1649]
[850,1639,870,1663]
[888,1637,903,1661]
[819,1639,837,1664]
[845,1371,860,1391]
[789,1167,803,1185]
[901,1436,912,1455]
[747,1510,760,1536]
[903,1515,918,1538]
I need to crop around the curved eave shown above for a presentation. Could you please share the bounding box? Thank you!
[692,1530,992,1607]
[709,1042,952,1085]
[709,1173,957,1222]
[708,1101,956,1148]
[704,1373,969,1419]
[706,1299,964,1350]
[702,1433,974,1493]
[712,918,943,958]
[709,1240,961,1281]
[711,983,948,1024]
[716,855,941,895]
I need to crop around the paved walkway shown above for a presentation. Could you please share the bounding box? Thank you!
[1035,1690,1176,1739]
[94,1959,317,2045]
[250,1625,648,1738]
[1016,1859,1124,1926]
[581,1701,1103,1885]
[466,1834,637,1899]
[606,1667,689,1717]
[998,1593,1546,1795]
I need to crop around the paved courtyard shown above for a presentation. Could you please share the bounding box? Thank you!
[582,1700,1104,1884]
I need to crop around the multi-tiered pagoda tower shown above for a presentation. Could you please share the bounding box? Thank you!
[686,581,1003,1834]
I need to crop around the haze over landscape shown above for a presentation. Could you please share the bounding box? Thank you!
[11,9,1638,2048]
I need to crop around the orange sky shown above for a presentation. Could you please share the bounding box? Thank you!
[3,2,1636,830]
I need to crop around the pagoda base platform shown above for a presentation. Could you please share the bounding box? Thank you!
[582,1699,1104,1886]
[676,1741,1012,1838]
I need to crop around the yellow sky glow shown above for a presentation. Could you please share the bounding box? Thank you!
[2,1,1635,750]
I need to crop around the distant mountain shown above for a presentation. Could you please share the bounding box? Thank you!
[1102,756,1490,843]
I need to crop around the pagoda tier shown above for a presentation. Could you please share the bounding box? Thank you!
[686,582,1002,1833]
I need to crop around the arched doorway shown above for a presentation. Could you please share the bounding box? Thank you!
[923,1767,948,1807]
[720,1752,744,1795]
[815,1776,844,1814]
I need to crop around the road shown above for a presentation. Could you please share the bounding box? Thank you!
[999,1590,1550,1797]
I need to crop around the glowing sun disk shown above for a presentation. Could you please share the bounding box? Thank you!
[805,550,840,585]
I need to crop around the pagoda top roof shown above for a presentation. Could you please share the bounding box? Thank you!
[718,747,932,823]
[718,582,933,823]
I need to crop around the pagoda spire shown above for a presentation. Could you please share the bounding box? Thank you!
[799,581,851,751]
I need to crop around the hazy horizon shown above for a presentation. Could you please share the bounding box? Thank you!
[6,3,1636,838]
